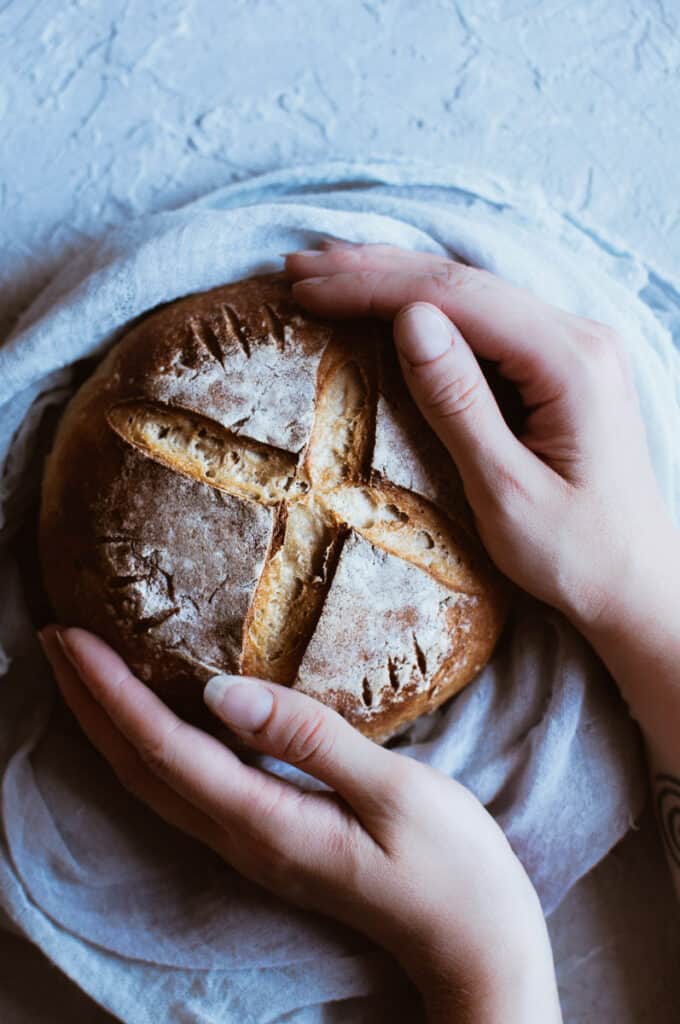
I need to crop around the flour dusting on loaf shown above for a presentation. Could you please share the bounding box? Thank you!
[40,273,508,741]
[295,532,480,724]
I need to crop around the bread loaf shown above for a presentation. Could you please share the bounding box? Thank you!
[39,274,508,741]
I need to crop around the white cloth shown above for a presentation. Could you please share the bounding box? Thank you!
[1,160,679,1023]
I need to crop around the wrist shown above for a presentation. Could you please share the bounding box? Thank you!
[420,924,562,1024]
[571,517,680,764]
[570,516,680,645]
[400,886,561,1023]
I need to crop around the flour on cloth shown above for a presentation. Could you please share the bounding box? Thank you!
[1,160,679,1023]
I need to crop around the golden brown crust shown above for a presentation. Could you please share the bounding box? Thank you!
[40,273,510,741]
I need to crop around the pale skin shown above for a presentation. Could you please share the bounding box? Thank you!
[39,240,680,1022]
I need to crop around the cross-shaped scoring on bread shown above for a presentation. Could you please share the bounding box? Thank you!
[108,335,484,701]
[41,275,506,741]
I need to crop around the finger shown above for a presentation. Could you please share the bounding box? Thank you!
[203,672,404,823]
[285,242,451,282]
[290,264,579,406]
[52,627,313,835]
[49,628,387,893]
[38,627,227,854]
[392,302,540,495]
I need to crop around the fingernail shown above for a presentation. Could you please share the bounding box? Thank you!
[55,628,71,659]
[204,675,274,732]
[53,628,84,677]
[396,303,452,365]
[281,249,325,259]
[37,625,63,659]
[319,236,358,248]
[291,275,329,289]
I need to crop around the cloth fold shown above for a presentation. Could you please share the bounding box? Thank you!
[1,160,679,1023]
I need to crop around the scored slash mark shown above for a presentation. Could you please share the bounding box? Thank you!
[190,317,226,371]
[387,656,401,692]
[362,676,373,707]
[412,633,428,677]
[263,303,286,352]
[221,304,251,358]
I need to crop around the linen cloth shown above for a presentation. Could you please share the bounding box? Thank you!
[1,160,679,1023]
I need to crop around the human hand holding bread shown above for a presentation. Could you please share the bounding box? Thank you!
[40,621,559,1023]
[287,240,676,635]
[39,241,680,1022]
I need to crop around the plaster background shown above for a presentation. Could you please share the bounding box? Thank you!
[1,1,679,1020]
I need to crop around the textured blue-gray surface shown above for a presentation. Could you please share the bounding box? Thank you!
[2,2,680,1022]
[2,0,680,341]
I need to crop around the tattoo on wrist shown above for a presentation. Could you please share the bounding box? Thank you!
[654,774,680,870]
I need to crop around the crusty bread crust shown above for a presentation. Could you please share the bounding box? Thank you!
[39,274,509,741]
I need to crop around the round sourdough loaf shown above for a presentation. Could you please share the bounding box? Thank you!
[39,273,508,742]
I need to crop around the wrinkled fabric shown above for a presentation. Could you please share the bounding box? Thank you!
[1,160,679,1023]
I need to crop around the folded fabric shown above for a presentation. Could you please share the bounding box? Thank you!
[1,159,679,1023]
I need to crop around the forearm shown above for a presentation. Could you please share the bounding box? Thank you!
[421,952,563,1024]
[579,520,680,894]
[580,520,680,769]
[406,894,563,1023]
[423,963,562,1024]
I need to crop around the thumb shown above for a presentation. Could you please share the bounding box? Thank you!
[394,302,531,496]
[204,673,397,815]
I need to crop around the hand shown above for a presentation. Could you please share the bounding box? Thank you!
[39,626,561,1023]
[285,241,678,635]
[283,243,680,933]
